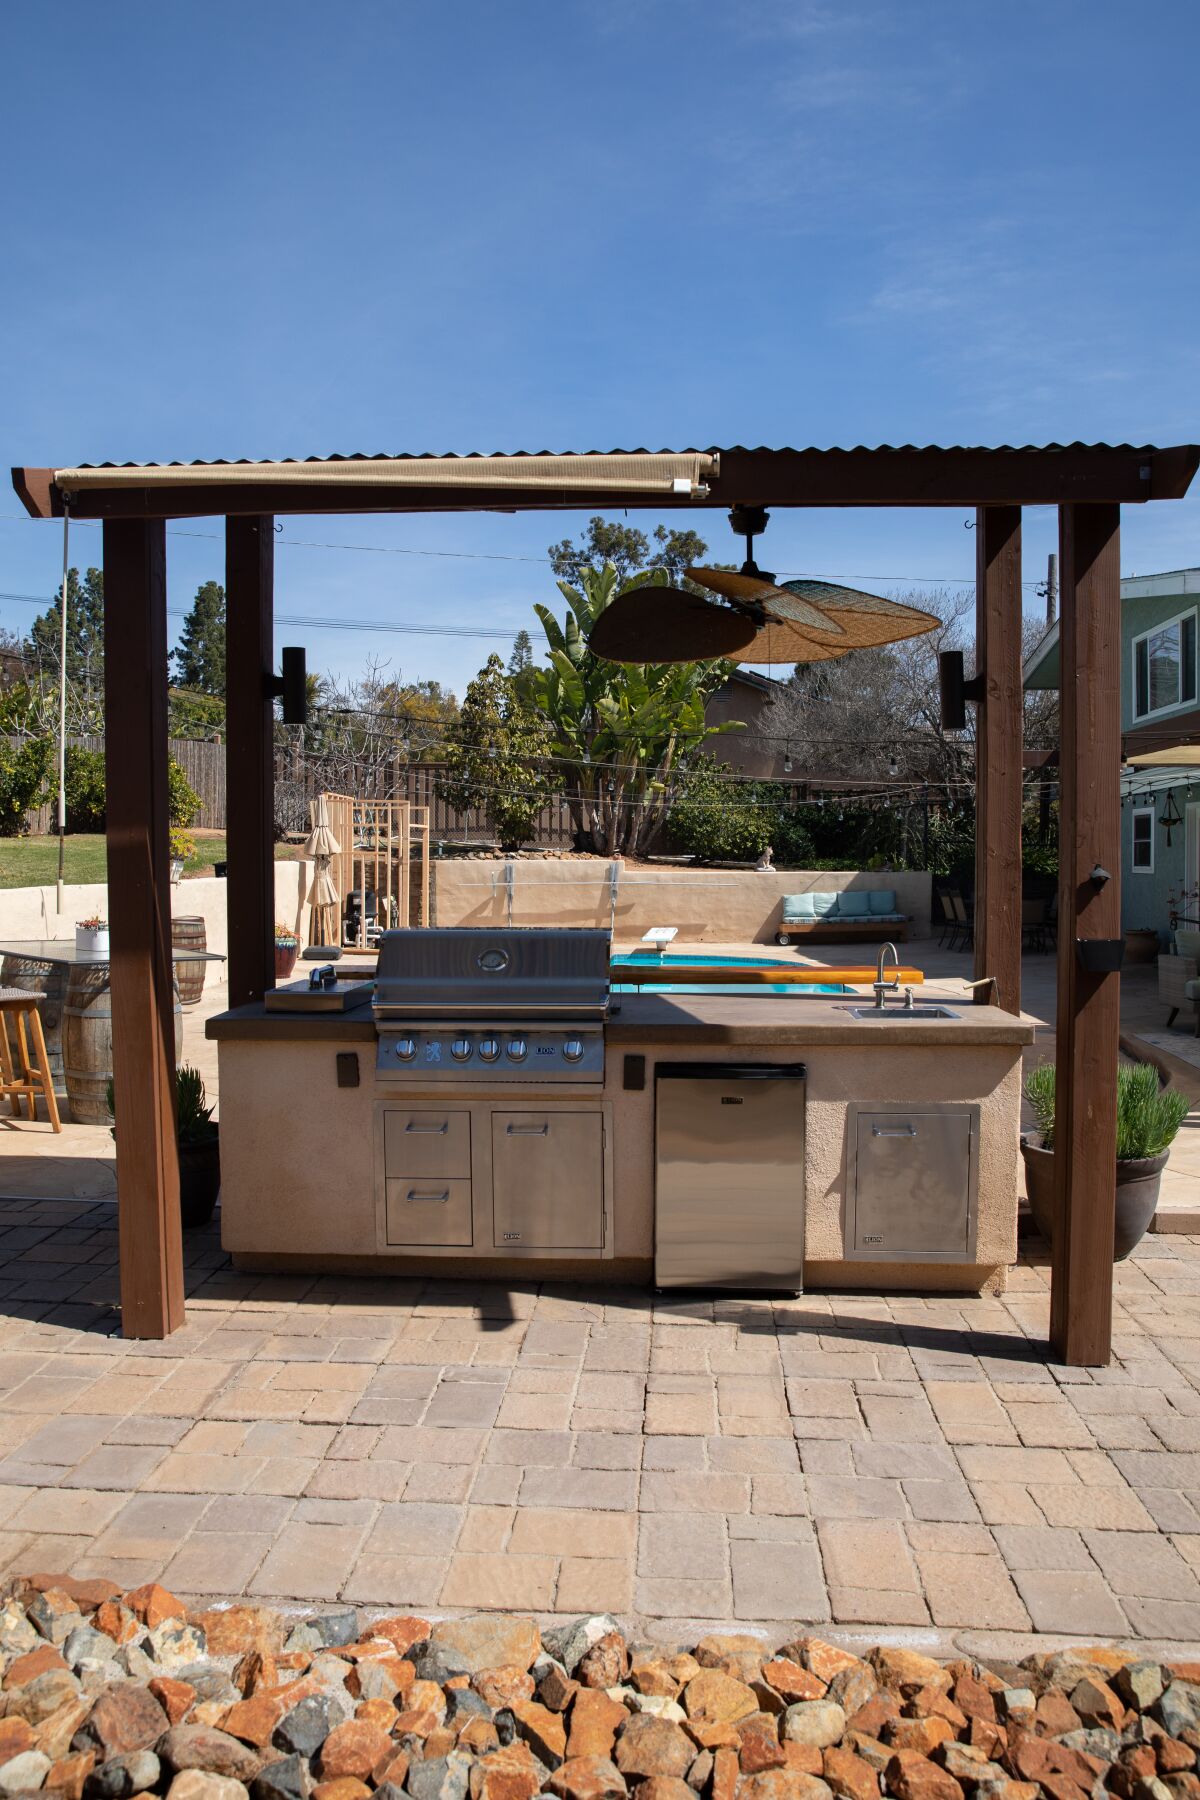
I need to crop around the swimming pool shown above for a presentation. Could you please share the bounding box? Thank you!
[610,951,849,998]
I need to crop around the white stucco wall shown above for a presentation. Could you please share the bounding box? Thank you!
[0,861,308,956]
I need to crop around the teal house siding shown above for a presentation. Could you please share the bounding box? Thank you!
[1024,569,1200,942]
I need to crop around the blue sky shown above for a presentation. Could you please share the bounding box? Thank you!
[3,0,1198,696]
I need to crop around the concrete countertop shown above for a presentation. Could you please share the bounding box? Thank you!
[207,993,1033,1047]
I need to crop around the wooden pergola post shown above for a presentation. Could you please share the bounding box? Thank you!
[1051,502,1122,1366]
[225,517,276,1008]
[102,519,185,1338]
[974,505,1024,1014]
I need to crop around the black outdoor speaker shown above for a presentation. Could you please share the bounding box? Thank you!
[267,646,308,724]
[939,651,967,730]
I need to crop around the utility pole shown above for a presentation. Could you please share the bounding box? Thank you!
[1044,552,1058,626]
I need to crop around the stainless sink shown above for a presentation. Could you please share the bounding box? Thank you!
[845,1005,959,1020]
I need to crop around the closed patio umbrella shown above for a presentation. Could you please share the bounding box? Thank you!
[304,796,342,946]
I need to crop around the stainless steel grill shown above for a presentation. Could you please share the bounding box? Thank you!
[373,928,609,1083]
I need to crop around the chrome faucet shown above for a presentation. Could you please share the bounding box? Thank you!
[872,942,901,1011]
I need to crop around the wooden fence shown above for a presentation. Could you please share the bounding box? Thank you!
[19,735,228,833]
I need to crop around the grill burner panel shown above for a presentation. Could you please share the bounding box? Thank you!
[373,928,610,1085]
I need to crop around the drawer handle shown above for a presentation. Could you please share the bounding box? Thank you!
[405,1121,449,1134]
[506,1122,549,1136]
[406,1189,450,1203]
[872,1124,916,1137]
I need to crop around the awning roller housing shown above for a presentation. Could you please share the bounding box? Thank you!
[54,452,718,498]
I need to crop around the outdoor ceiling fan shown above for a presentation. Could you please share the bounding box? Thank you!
[587,505,940,665]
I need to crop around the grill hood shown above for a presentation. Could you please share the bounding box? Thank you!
[373,928,611,1020]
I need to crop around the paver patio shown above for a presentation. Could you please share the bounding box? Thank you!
[1,1191,1199,1655]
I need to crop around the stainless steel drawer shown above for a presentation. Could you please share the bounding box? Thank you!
[846,1104,978,1262]
[491,1111,604,1249]
[382,1109,471,1178]
[385,1177,473,1246]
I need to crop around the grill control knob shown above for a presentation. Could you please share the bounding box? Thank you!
[563,1038,585,1062]
[394,1037,416,1061]
[451,1037,472,1061]
[478,1038,500,1062]
[506,1037,528,1062]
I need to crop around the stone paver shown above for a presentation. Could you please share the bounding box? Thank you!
[1,1186,1200,1644]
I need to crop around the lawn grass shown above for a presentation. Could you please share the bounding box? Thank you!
[0,834,295,889]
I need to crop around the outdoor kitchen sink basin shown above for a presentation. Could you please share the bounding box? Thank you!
[844,1005,960,1020]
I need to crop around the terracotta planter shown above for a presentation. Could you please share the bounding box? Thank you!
[179,1131,220,1229]
[1021,1137,1166,1260]
[1124,929,1159,966]
[275,943,298,980]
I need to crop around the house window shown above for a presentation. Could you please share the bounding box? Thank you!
[1131,807,1155,874]
[1133,610,1197,719]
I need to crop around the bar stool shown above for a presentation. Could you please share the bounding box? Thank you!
[0,988,62,1132]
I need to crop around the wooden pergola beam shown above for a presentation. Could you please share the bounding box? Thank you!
[12,443,1199,521]
[102,519,185,1339]
[1051,503,1122,1366]
[225,517,277,1008]
[974,506,1024,1015]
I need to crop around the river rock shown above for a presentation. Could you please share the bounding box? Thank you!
[613,1715,693,1781]
[428,1619,540,1679]
[251,1755,311,1800]
[0,1747,52,1793]
[157,1726,261,1784]
[83,1683,170,1756]
[782,1703,848,1749]
[166,1774,251,1800]
[273,1698,338,1761]
[406,1750,473,1800]
[543,1621,623,1681]
[547,1756,628,1800]
[84,1749,161,1797]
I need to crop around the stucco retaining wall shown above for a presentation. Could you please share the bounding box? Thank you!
[431,860,933,942]
[0,861,308,957]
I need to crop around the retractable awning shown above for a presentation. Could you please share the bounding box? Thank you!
[50,450,718,497]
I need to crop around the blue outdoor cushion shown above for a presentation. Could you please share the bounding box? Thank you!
[810,891,838,918]
[782,893,817,922]
[868,889,897,915]
[835,891,872,917]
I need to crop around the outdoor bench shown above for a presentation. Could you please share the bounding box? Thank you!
[774,888,910,946]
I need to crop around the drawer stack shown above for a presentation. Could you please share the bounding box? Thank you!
[382,1108,472,1246]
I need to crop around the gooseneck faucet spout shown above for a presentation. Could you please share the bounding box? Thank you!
[872,941,901,1011]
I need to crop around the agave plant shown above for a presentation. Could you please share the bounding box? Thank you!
[1023,1061,1189,1159]
[106,1063,217,1146]
[529,563,742,855]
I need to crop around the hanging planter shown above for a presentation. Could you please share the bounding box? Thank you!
[1160,789,1183,847]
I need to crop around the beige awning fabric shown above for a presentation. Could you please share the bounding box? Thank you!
[1127,747,1200,768]
[53,452,718,497]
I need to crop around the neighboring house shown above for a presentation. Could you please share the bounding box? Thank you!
[1023,567,1200,936]
[702,669,792,776]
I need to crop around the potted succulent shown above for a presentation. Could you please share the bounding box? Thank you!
[107,1064,220,1229]
[274,922,300,980]
[169,826,195,884]
[1021,1061,1188,1259]
[76,915,109,957]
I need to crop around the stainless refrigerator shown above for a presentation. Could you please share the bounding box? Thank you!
[654,1062,807,1290]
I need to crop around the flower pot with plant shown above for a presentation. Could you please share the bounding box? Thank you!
[76,915,109,957]
[107,1063,220,1229]
[1021,1061,1188,1259]
[274,923,299,980]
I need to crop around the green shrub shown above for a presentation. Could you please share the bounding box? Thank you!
[669,761,772,862]
[63,746,107,831]
[1024,1060,1189,1159]
[0,738,52,836]
[167,758,201,829]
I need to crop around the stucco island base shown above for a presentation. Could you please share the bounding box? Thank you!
[208,995,1033,1295]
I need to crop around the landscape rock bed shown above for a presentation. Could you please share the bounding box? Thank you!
[1,1576,1199,1800]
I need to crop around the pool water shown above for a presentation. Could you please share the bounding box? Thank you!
[610,951,848,998]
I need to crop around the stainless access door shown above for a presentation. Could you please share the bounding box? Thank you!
[655,1063,806,1290]
[491,1111,605,1249]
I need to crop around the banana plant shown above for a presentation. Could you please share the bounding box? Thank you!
[529,563,742,854]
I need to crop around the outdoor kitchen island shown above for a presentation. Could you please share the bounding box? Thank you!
[207,931,1034,1296]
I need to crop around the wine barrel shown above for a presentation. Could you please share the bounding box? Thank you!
[172,916,208,1006]
[63,964,183,1126]
[0,955,68,1096]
